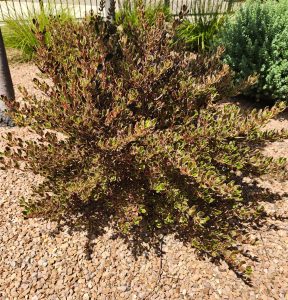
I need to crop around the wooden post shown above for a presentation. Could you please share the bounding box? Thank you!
[39,0,44,12]
[0,28,14,100]
[104,0,115,21]
[227,0,234,13]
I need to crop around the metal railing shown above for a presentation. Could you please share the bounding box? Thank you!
[0,0,243,22]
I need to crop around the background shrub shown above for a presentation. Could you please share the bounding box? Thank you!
[218,0,288,101]
[2,8,287,275]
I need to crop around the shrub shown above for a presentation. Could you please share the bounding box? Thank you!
[2,4,74,60]
[2,9,287,275]
[218,0,288,101]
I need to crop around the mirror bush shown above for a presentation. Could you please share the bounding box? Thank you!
[2,8,287,277]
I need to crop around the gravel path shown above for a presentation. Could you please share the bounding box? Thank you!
[0,62,288,299]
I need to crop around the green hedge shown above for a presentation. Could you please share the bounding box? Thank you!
[218,0,288,101]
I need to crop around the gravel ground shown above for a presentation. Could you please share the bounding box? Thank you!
[0,61,288,300]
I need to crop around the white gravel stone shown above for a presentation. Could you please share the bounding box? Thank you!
[82,293,90,300]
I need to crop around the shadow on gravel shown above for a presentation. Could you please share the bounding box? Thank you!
[45,176,287,287]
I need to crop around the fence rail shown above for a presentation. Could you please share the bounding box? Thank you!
[0,0,243,22]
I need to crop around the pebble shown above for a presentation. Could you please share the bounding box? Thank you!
[83,293,90,300]
[121,285,130,292]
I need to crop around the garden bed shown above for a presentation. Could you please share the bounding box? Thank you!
[0,58,287,299]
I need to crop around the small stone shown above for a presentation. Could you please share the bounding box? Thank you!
[10,261,16,268]
[117,285,128,292]
[21,288,30,296]
[78,278,85,284]
[10,273,16,281]
[10,289,18,297]
[102,251,110,259]
[38,258,48,267]
[83,293,90,300]
[218,265,227,272]
[67,268,73,276]
[203,287,210,295]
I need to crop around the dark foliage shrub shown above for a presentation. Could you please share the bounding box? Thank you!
[218,0,288,101]
[2,9,287,276]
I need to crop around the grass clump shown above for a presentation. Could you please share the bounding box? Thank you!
[173,0,236,52]
[174,16,225,52]
[2,4,74,61]
[115,0,172,28]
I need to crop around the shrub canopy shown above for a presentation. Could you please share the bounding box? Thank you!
[2,9,287,277]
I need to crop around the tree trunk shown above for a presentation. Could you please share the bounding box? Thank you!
[0,28,15,101]
[0,28,14,126]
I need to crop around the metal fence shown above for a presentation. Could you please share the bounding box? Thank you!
[0,0,243,22]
